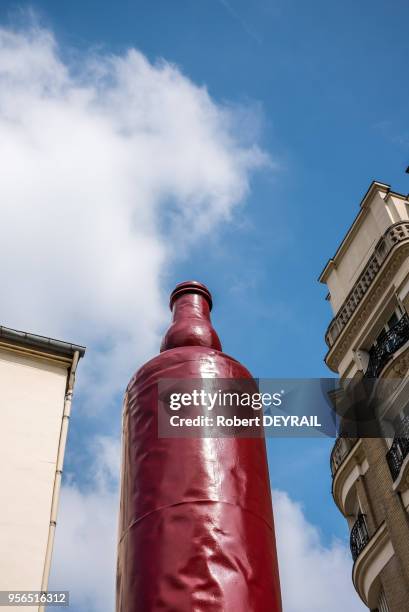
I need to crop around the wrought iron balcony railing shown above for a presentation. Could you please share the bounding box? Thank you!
[386,416,409,481]
[365,313,409,378]
[350,513,369,562]
[330,437,353,476]
[387,438,409,481]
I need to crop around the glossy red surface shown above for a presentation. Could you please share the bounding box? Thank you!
[116,282,282,612]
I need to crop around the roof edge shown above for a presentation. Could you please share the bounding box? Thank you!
[359,180,390,209]
[0,325,86,359]
[318,180,391,284]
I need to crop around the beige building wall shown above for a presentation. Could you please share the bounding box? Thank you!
[322,181,409,611]
[322,183,409,317]
[0,332,84,612]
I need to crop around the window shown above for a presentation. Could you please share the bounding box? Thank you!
[374,306,404,348]
[364,305,409,377]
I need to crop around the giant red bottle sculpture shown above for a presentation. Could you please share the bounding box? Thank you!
[116,281,282,611]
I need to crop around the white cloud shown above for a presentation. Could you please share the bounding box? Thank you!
[50,437,120,612]
[0,19,274,609]
[0,20,270,408]
[273,490,366,612]
[1,20,362,612]
[51,439,365,612]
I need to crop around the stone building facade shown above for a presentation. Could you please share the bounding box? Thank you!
[320,181,409,611]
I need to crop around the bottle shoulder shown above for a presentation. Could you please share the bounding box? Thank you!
[127,345,253,391]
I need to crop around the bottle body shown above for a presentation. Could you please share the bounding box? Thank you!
[116,282,282,611]
[116,346,282,611]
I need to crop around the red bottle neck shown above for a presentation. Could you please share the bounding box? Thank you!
[171,293,211,322]
[160,281,222,352]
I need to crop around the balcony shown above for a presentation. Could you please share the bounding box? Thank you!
[350,513,369,562]
[365,313,409,378]
[325,221,409,349]
[330,437,354,475]
[352,521,394,608]
[387,438,409,480]
[331,439,368,516]
[386,416,409,481]
[331,437,347,475]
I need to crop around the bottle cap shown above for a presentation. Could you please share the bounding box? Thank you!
[169,281,213,310]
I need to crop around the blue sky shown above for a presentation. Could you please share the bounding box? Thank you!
[0,1,408,611]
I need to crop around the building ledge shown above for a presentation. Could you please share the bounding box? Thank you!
[332,439,367,515]
[352,521,394,608]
